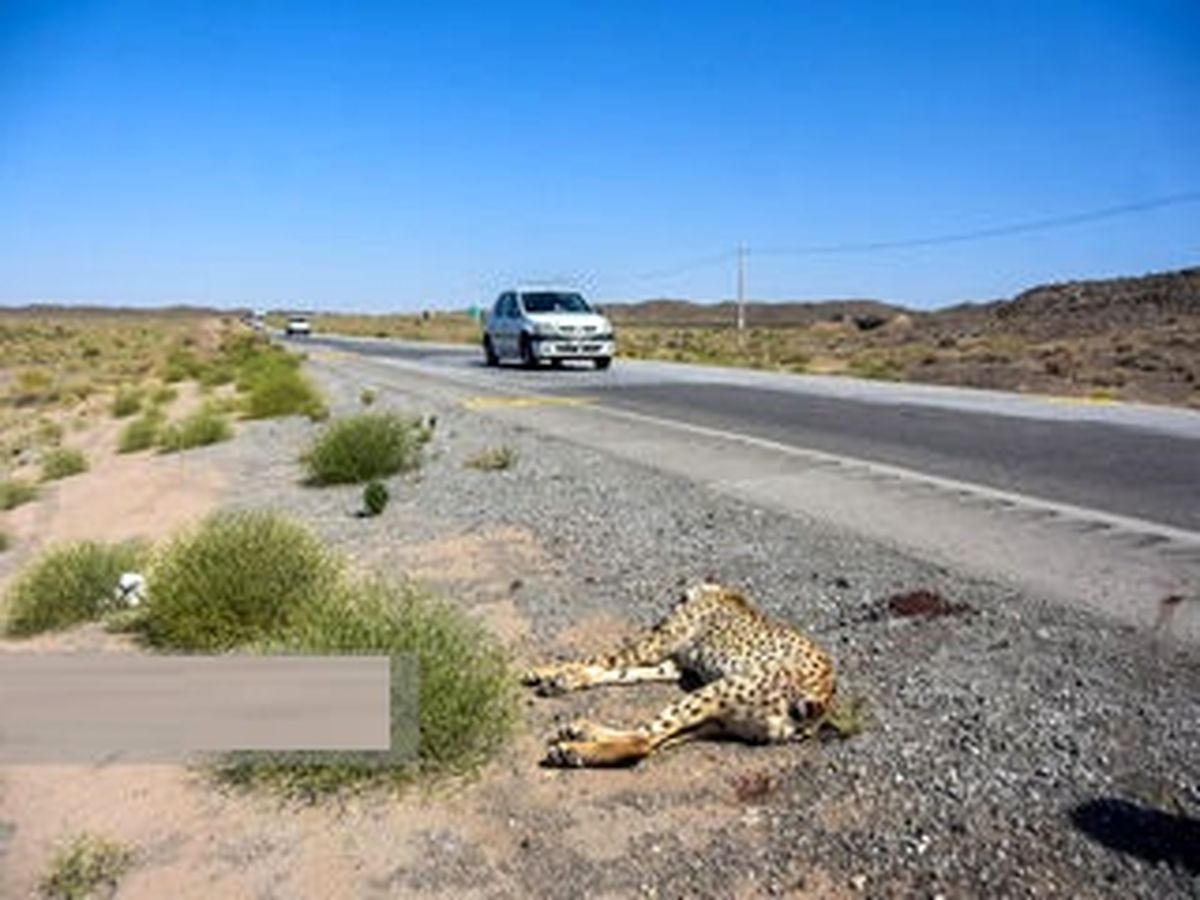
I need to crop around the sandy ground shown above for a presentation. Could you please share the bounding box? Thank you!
[0,416,752,899]
[0,383,223,588]
[0,507,763,899]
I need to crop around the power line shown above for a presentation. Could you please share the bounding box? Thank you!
[598,249,737,286]
[591,190,1199,298]
[755,190,1200,257]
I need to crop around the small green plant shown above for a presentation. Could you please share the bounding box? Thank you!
[216,577,518,796]
[814,694,868,740]
[111,386,143,418]
[0,530,10,553]
[157,406,232,453]
[0,478,39,510]
[359,387,377,406]
[302,412,427,485]
[3,540,145,636]
[39,833,133,900]
[40,447,88,481]
[362,480,390,516]
[117,409,163,453]
[141,511,341,651]
[465,445,518,472]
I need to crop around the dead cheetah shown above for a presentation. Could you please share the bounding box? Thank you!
[523,581,835,767]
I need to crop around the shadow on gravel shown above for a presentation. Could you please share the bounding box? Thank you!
[1070,798,1200,874]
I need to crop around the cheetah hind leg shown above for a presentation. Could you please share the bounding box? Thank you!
[543,676,751,768]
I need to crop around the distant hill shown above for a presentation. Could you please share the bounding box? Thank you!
[605,267,1199,407]
[605,267,1200,335]
[986,267,1200,338]
[605,297,904,328]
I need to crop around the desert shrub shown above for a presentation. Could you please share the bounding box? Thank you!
[111,386,143,418]
[117,410,163,453]
[157,407,232,453]
[161,346,204,383]
[359,387,377,406]
[236,346,326,420]
[362,480,389,516]
[14,368,57,405]
[141,511,341,651]
[3,540,145,636]
[302,412,427,484]
[0,531,9,553]
[37,418,64,445]
[848,356,902,381]
[216,577,518,795]
[150,384,177,406]
[39,833,133,900]
[40,447,88,481]
[465,445,518,471]
[198,361,236,387]
[0,478,38,510]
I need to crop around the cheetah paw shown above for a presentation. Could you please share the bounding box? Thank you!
[543,740,588,768]
[553,719,602,743]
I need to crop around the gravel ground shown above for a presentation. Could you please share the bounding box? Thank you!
[196,356,1199,898]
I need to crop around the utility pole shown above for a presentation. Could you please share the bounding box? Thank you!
[736,242,746,334]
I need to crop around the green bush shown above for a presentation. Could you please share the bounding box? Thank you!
[39,833,133,900]
[237,348,326,420]
[302,412,427,485]
[0,478,39,510]
[359,388,377,406]
[111,386,143,418]
[362,480,389,516]
[217,578,518,795]
[157,407,232,453]
[40,447,88,481]
[141,511,341,651]
[0,531,10,553]
[3,540,145,636]
[117,410,163,453]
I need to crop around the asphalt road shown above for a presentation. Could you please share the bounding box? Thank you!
[297,334,1200,534]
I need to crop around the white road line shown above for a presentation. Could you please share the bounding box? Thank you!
[584,401,1200,548]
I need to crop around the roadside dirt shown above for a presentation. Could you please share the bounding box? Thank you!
[0,455,745,899]
[3,359,1196,899]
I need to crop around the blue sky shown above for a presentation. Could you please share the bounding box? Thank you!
[1,0,1197,310]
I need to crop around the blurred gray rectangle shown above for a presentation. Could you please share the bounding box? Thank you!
[0,655,403,763]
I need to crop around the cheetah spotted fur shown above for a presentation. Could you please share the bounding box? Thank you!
[523,581,836,767]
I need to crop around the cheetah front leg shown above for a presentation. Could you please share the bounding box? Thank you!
[544,674,759,767]
[523,659,682,696]
[522,601,701,695]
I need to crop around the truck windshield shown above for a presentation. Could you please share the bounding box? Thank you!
[521,292,591,314]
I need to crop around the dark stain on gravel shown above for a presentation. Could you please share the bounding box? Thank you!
[884,588,973,620]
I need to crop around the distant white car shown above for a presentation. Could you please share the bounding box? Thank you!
[285,315,312,337]
[482,288,615,369]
